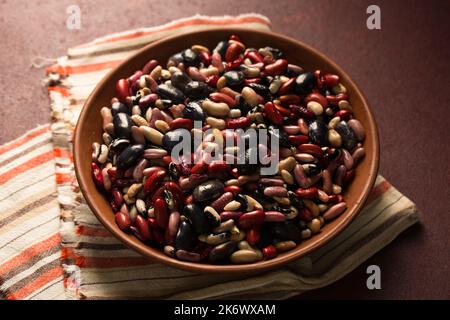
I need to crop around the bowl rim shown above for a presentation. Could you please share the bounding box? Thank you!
[74,26,380,274]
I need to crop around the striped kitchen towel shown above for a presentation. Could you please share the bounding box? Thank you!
[0,14,420,300]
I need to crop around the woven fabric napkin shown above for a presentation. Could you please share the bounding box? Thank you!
[0,14,420,300]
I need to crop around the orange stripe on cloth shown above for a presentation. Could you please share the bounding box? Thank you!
[46,60,122,76]
[67,60,122,75]
[76,256,152,268]
[48,86,71,97]
[55,173,73,184]
[77,16,270,48]
[366,180,392,205]
[0,127,48,156]
[0,234,61,278]
[0,150,54,184]
[61,247,75,260]
[53,148,72,159]
[76,225,113,238]
[0,150,54,185]
[7,267,63,300]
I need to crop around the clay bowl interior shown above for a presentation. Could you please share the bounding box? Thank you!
[74,27,379,274]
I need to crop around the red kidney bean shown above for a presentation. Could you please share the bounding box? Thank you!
[348,119,365,141]
[206,74,219,87]
[238,210,265,229]
[143,169,166,194]
[115,212,131,231]
[199,51,211,65]
[352,147,365,165]
[166,210,179,239]
[279,94,301,105]
[328,194,345,204]
[91,162,103,187]
[210,192,234,212]
[208,161,229,174]
[335,109,353,121]
[154,198,169,229]
[176,250,201,262]
[259,178,284,186]
[116,78,130,102]
[323,73,340,87]
[225,43,244,63]
[226,117,252,129]
[226,56,244,70]
[219,87,240,99]
[247,227,260,245]
[264,102,283,125]
[264,59,288,76]
[220,211,243,221]
[304,92,328,108]
[326,93,349,105]
[298,207,314,222]
[209,92,236,107]
[245,51,264,63]
[147,217,158,229]
[112,188,124,207]
[290,104,314,118]
[264,211,286,222]
[223,185,241,195]
[264,186,288,197]
[243,77,261,85]
[343,169,355,185]
[153,228,165,246]
[142,59,158,74]
[295,187,318,199]
[169,118,193,131]
[334,165,347,187]
[262,245,278,260]
[288,135,309,146]
[296,144,323,158]
[139,93,158,109]
[135,215,153,240]
[278,78,295,95]
[342,149,354,170]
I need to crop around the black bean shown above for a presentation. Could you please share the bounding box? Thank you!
[308,120,328,146]
[223,71,245,87]
[116,144,145,169]
[213,41,228,58]
[209,241,237,263]
[183,204,210,234]
[171,71,192,91]
[192,179,224,203]
[162,128,190,151]
[181,48,200,67]
[109,138,130,151]
[182,101,205,121]
[272,221,301,243]
[175,220,197,251]
[184,81,210,99]
[111,102,130,116]
[335,121,357,150]
[113,113,133,139]
[294,72,315,95]
[168,52,183,65]
[268,125,291,148]
[156,84,185,104]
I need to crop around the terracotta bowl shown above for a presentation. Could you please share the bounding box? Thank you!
[74,27,379,274]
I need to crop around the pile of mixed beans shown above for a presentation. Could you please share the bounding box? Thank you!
[91,34,366,264]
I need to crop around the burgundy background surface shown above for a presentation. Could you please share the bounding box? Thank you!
[0,0,449,299]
